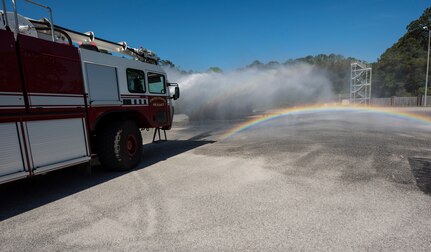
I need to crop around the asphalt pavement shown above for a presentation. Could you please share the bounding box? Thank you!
[1,108,431,251]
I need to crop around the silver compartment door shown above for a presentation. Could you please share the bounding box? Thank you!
[26,118,89,172]
[0,122,27,180]
[85,63,121,105]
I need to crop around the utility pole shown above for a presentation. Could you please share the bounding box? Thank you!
[424,27,430,106]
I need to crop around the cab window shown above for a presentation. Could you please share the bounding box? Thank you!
[126,68,146,93]
[148,73,166,94]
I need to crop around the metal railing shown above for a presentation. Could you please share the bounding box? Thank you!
[1,0,54,41]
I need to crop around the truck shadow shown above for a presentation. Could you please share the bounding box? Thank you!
[140,139,215,167]
[0,139,214,221]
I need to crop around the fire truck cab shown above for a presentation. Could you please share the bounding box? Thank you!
[0,0,179,184]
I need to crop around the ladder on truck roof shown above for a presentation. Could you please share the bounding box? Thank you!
[28,18,160,65]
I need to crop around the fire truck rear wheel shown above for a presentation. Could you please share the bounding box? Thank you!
[98,120,143,171]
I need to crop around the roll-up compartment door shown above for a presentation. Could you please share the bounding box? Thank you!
[26,118,90,173]
[0,122,28,182]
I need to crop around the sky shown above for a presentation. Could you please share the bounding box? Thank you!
[6,0,431,71]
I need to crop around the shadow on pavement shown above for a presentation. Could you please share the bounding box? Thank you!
[141,139,215,167]
[409,157,431,195]
[0,139,214,221]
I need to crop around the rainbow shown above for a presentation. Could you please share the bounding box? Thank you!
[221,104,431,140]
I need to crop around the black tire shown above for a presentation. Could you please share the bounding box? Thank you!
[97,120,143,171]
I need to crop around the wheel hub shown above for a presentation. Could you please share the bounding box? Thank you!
[126,134,137,157]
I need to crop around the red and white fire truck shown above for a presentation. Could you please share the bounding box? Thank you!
[0,0,180,184]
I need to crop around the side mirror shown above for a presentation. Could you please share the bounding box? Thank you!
[168,82,180,100]
[173,86,180,100]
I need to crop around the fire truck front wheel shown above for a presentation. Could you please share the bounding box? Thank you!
[98,120,143,171]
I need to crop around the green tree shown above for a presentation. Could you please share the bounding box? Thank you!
[208,67,223,73]
[159,59,176,68]
[373,7,431,97]
[246,60,264,68]
[285,54,361,94]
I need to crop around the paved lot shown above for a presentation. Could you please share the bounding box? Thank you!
[1,108,431,251]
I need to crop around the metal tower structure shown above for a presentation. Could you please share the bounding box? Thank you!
[350,62,372,104]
